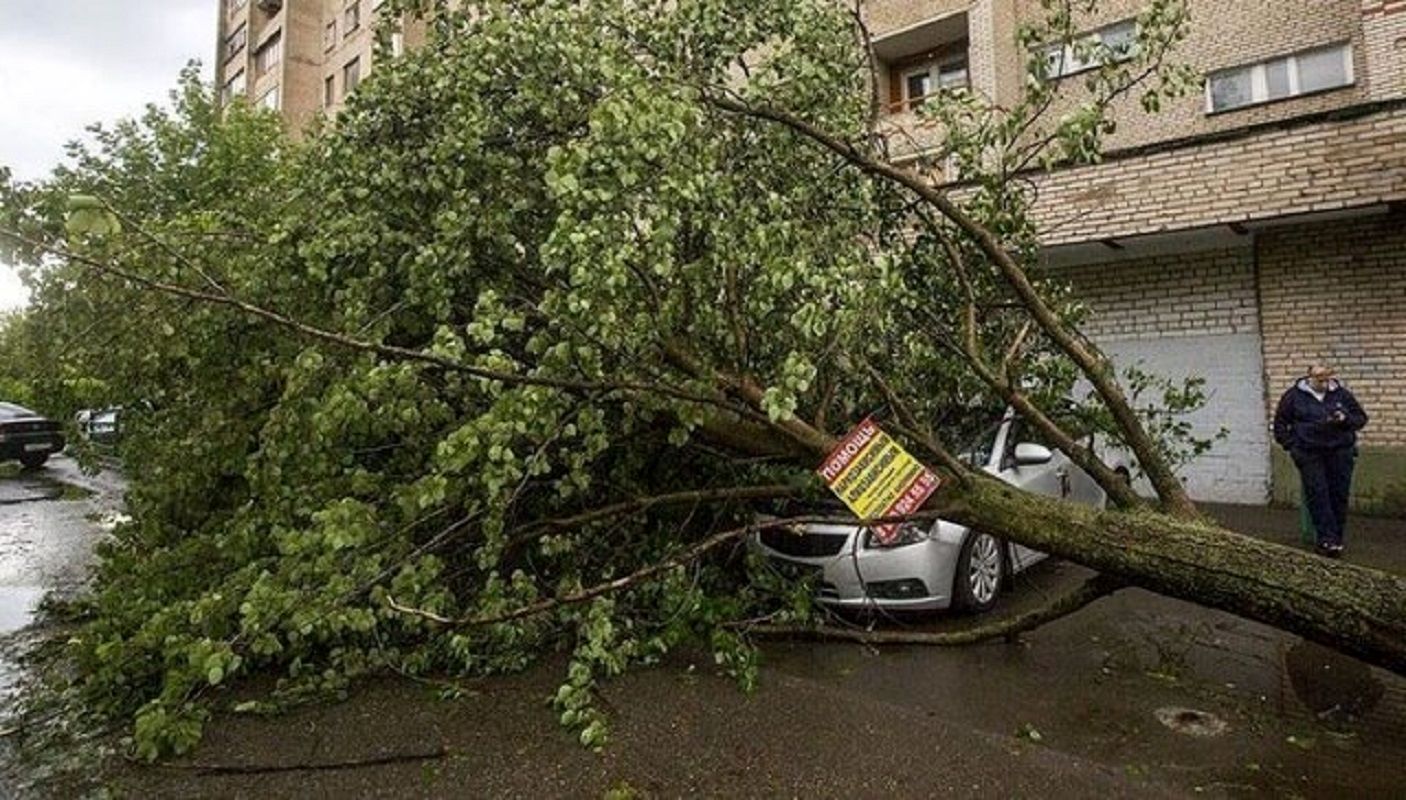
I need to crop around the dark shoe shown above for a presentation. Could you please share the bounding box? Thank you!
[1316,543,1344,559]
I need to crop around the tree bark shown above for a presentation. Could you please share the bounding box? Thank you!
[742,574,1124,645]
[934,477,1406,675]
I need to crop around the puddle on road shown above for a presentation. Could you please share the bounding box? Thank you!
[1284,639,1387,722]
[0,587,43,636]
[0,587,44,703]
[0,486,60,506]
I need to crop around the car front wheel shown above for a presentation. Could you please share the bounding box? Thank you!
[19,453,48,470]
[953,531,1005,613]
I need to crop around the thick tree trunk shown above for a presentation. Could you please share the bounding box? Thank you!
[935,477,1406,676]
[738,409,1406,676]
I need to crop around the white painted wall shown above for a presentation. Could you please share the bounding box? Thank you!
[1096,334,1272,504]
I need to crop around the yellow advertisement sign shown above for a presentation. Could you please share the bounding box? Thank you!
[816,417,940,544]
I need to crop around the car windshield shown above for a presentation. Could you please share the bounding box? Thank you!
[0,402,38,419]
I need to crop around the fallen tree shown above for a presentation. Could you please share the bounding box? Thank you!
[1,0,1403,761]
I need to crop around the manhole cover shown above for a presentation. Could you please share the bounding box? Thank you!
[1155,706,1229,737]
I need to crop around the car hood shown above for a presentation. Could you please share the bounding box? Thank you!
[0,402,44,421]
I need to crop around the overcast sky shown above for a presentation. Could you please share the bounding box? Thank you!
[0,1,212,310]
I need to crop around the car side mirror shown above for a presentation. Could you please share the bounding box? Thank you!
[1013,442,1054,466]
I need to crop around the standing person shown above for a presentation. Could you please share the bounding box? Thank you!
[1272,365,1368,557]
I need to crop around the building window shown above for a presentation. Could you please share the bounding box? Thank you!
[899,51,969,110]
[255,31,283,76]
[1043,19,1138,79]
[345,2,361,37]
[257,86,281,112]
[344,57,361,94]
[222,71,247,105]
[228,0,248,14]
[1206,43,1353,113]
[224,24,248,60]
[324,20,337,51]
[324,74,336,107]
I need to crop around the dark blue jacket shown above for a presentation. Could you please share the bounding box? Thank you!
[1272,379,1368,453]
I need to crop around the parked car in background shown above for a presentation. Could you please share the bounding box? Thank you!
[753,408,1128,614]
[75,407,122,445]
[0,402,66,470]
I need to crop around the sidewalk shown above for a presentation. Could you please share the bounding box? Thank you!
[1203,502,1406,573]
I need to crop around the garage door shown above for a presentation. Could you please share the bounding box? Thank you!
[1097,335,1271,504]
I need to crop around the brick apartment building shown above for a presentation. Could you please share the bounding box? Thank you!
[861,0,1405,509]
[213,0,426,132]
[216,0,1406,511]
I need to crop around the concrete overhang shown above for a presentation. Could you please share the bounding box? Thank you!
[871,11,969,62]
[1039,204,1393,270]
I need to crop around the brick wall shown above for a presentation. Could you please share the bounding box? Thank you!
[1364,0,1406,100]
[1011,0,1374,155]
[1026,105,1406,246]
[1258,212,1406,448]
[1058,248,1259,341]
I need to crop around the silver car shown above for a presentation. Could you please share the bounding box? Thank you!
[753,410,1126,614]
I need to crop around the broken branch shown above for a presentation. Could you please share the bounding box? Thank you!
[741,573,1124,645]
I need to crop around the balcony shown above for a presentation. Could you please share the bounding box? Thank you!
[871,11,970,116]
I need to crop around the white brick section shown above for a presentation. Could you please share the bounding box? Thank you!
[1257,213,1406,448]
[1058,248,1260,341]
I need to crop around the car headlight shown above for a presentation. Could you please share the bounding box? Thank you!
[864,522,928,549]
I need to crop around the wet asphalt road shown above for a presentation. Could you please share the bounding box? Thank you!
[2,460,1405,797]
[0,455,123,601]
[114,507,1406,798]
[0,457,123,698]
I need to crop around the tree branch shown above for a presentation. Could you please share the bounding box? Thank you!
[145,746,449,775]
[387,511,942,628]
[741,573,1124,645]
[700,93,1196,517]
[500,483,803,556]
[926,226,1143,509]
[1,230,773,426]
[863,362,969,481]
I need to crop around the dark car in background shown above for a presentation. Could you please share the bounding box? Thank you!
[0,402,65,469]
